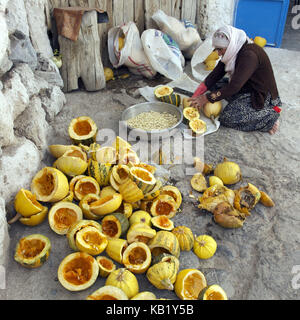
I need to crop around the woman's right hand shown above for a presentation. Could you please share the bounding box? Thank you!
[188,94,209,111]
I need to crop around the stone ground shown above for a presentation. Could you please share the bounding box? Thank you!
[2,44,300,300]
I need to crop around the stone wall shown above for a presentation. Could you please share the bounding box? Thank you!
[0,0,66,269]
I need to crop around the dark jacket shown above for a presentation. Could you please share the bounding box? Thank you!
[205,42,279,109]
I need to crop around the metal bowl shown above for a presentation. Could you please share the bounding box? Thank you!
[121,102,183,139]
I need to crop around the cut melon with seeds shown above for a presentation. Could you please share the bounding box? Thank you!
[75,226,108,255]
[31,167,69,203]
[174,269,207,300]
[89,193,122,216]
[48,201,83,235]
[96,256,116,277]
[14,188,44,217]
[105,238,128,264]
[87,285,128,300]
[19,206,48,226]
[191,172,207,192]
[57,252,99,291]
[48,144,83,159]
[73,176,100,201]
[150,195,177,219]
[68,116,98,146]
[160,185,182,209]
[122,242,152,274]
[79,193,101,220]
[129,167,156,194]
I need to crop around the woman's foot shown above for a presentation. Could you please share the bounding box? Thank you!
[269,120,280,135]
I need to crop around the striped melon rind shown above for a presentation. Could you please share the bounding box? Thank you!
[88,159,113,187]
[148,230,180,258]
[129,167,156,194]
[118,179,144,203]
[143,179,162,201]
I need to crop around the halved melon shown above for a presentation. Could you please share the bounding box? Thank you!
[151,215,174,231]
[143,179,162,201]
[160,185,182,209]
[150,195,177,219]
[79,193,101,220]
[183,107,200,125]
[14,188,44,217]
[58,252,99,291]
[53,149,88,177]
[126,223,157,244]
[130,163,156,175]
[89,193,122,216]
[105,238,128,264]
[118,179,144,203]
[87,285,128,300]
[48,144,83,159]
[14,234,51,268]
[122,242,152,274]
[48,201,83,235]
[112,165,130,184]
[69,175,87,193]
[99,186,117,198]
[31,167,69,203]
[96,256,116,278]
[129,167,156,194]
[68,116,98,146]
[189,118,207,135]
[67,219,102,251]
[154,85,174,98]
[75,226,108,255]
[19,206,48,226]
[73,176,100,201]
[101,213,129,239]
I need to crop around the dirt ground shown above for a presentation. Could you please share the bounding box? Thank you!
[2,47,300,300]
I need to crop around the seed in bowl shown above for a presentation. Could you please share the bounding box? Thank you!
[127,111,179,131]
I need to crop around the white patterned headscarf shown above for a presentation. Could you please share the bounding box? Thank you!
[212,25,252,78]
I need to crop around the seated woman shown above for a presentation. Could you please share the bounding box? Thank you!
[188,25,281,135]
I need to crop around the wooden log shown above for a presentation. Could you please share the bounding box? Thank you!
[181,0,197,23]
[144,0,160,29]
[58,10,106,92]
[134,0,145,34]
[171,0,182,20]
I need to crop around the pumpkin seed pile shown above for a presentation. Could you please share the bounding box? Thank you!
[10,115,273,301]
[127,111,178,131]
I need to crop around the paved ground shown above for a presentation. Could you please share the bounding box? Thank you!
[281,1,300,51]
[2,42,300,300]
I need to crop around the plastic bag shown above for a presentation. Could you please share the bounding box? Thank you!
[152,10,202,59]
[107,21,156,79]
[141,29,185,81]
[191,36,216,81]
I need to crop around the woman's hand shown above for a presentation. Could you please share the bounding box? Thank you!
[188,94,209,111]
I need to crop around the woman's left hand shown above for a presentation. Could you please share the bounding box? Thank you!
[188,94,209,111]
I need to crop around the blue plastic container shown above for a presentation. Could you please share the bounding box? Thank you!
[234,0,290,47]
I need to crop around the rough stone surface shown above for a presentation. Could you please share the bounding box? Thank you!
[24,0,53,58]
[0,136,41,207]
[2,67,29,120]
[0,90,15,148]
[40,85,66,121]
[14,95,50,152]
[4,47,300,300]
[14,63,49,97]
